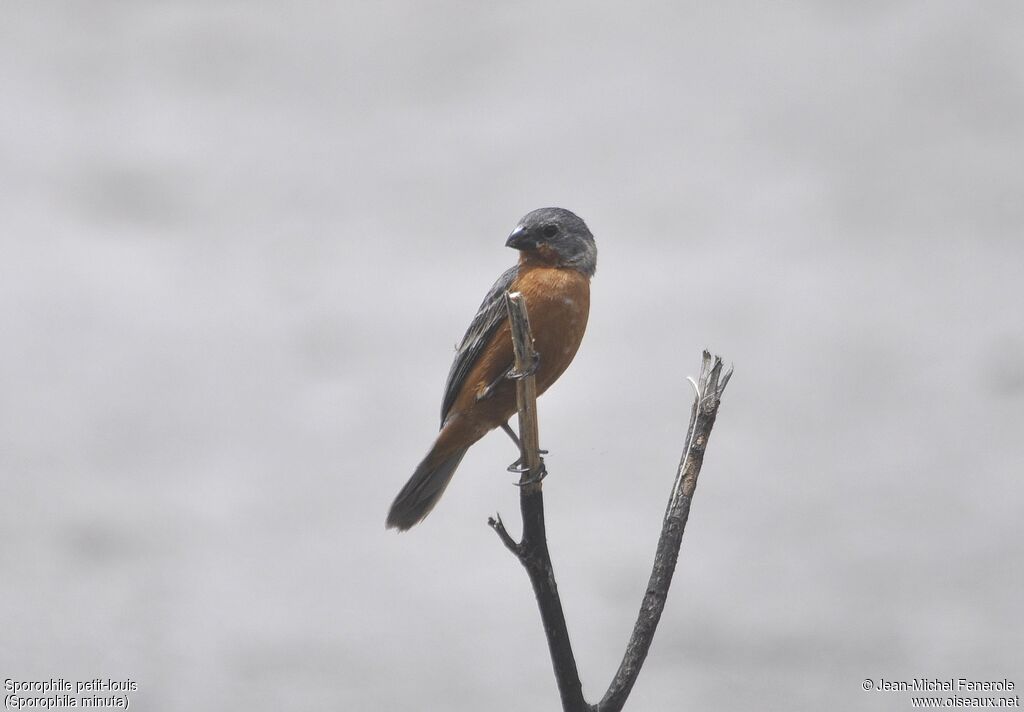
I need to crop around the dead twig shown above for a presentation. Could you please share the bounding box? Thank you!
[490,291,732,712]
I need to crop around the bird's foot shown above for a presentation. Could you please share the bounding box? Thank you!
[507,456,547,485]
[506,353,540,380]
[506,445,548,472]
[506,458,529,473]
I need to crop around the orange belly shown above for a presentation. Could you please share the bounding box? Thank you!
[437,263,591,449]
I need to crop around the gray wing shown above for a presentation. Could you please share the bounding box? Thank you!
[439,265,520,425]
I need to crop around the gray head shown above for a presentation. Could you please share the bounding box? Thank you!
[504,207,597,277]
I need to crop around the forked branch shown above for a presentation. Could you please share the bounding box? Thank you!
[489,290,732,712]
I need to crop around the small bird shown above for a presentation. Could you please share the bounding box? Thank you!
[386,207,597,530]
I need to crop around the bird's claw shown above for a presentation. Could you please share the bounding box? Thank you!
[506,458,529,473]
[507,457,547,484]
[506,445,548,473]
[506,353,540,381]
[516,459,548,485]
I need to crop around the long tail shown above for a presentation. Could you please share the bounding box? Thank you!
[386,445,469,531]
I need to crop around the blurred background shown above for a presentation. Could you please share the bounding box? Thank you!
[1,2,1021,710]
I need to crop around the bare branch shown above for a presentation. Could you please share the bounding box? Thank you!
[492,290,732,712]
[487,514,520,555]
[492,291,589,712]
[504,291,544,486]
[598,350,731,712]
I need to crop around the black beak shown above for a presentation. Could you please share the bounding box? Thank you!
[505,225,536,250]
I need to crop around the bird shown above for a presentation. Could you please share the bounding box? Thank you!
[386,207,597,531]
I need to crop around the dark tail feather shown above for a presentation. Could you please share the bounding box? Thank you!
[386,446,469,531]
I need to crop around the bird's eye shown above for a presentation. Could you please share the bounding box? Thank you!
[543,225,559,238]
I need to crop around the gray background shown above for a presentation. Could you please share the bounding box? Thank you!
[2,2,1021,710]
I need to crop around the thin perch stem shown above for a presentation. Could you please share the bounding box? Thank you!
[497,291,588,711]
[504,292,543,485]
[598,351,731,711]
